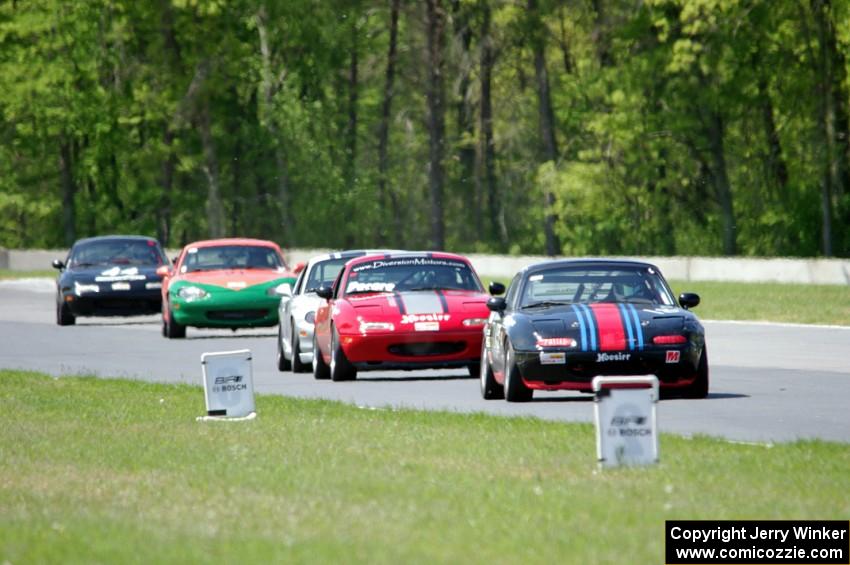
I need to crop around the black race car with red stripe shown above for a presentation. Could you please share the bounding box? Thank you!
[312,252,490,381]
[480,259,708,401]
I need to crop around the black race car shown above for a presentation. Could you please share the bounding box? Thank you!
[53,235,169,325]
[480,259,708,401]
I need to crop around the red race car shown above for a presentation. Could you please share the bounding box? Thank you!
[312,252,490,381]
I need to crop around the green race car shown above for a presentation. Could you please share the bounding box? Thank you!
[159,238,299,338]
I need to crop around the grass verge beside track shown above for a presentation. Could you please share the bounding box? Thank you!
[0,269,55,279]
[483,277,850,326]
[2,370,848,563]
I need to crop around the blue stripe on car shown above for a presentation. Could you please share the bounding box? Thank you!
[627,304,644,350]
[571,305,588,351]
[577,304,597,351]
[618,303,635,350]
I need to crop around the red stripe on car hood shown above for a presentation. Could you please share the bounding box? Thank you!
[589,303,626,351]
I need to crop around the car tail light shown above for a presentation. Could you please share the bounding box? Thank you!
[536,338,577,348]
[652,335,687,345]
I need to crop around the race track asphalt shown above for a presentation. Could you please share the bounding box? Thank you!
[2,278,849,443]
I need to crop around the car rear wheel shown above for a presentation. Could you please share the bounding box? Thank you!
[291,322,308,373]
[277,324,291,371]
[330,326,357,382]
[57,299,75,326]
[682,346,709,399]
[312,332,330,380]
[504,342,532,402]
[164,303,186,339]
[480,342,504,400]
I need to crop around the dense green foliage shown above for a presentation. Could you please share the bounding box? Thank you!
[2,0,849,256]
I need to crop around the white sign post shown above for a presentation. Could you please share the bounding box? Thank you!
[199,349,256,420]
[593,376,659,468]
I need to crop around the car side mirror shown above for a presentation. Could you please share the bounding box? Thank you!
[486,296,507,313]
[52,259,65,270]
[489,281,506,296]
[171,256,179,265]
[293,262,306,275]
[679,292,700,309]
[155,265,171,278]
[275,283,293,298]
[315,286,333,300]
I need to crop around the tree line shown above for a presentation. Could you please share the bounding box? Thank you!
[1,0,849,257]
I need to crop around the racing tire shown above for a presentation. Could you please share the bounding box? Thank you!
[277,324,291,371]
[682,346,709,399]
[330,326,357,382]
[57,300,76,326]
[479,342,504,400]
[504,341,532,402]
[291,323,309,373]
[164,304,186,339]
[312,332,330,380]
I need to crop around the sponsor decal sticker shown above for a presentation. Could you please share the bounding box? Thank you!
[597,352,631,362]
[347,281,395,293]
[414,321,440,331]
[539,351,566,365]
[352,257,467,272]
[536,337,577,348]
[401,313,450,324]
[111,282,131,291]
[212,375,247,393]
[665,350,680,364]
[227,281,247,290]
[95,266,146,282]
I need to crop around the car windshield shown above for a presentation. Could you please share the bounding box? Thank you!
[181,245,283,273]
[519,266,676,308]
[344,257,482,296]
[69,239,165,267]
[304,258,348,293]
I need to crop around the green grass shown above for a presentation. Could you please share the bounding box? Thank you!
[0,269,56,279]
[669,280,850,325]
[482,276,850,326]
[1,370,848,563]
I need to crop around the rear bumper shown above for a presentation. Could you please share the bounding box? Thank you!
[514,345,702,391]
[339,329,483,370]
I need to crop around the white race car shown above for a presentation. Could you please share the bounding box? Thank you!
[276,250,398,373]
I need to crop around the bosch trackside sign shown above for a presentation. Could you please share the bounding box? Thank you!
[593,376,659,468]
[201,349,255,418]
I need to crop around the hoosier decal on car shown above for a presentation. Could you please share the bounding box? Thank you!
[401,313,450,324]
[665,350,681,363]
[597,352,631,362]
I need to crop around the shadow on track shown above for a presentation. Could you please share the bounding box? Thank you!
[357,374,475,383]
[75,320,159,327]
[185,332,276,340]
